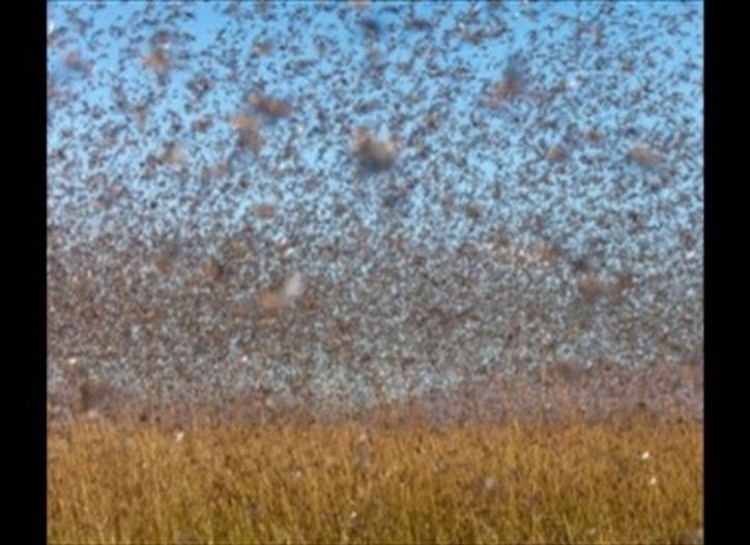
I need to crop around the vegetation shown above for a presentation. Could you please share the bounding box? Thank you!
[49,400,702,544]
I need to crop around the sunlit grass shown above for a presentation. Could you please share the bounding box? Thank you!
[48,411,702,544]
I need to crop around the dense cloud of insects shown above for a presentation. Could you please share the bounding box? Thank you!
[47,2,703,422]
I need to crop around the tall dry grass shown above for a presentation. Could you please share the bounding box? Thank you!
[48,407,702,544]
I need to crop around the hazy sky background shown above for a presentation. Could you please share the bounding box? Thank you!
[48,1,703,257]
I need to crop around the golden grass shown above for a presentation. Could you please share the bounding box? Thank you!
[48,414,702,544]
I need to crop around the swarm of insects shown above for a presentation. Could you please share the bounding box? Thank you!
[47,1,703,418]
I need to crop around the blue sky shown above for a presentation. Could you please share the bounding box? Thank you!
[47,1,703,261]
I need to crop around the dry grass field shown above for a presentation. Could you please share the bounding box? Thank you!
[48,402,702,544]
